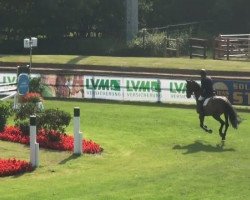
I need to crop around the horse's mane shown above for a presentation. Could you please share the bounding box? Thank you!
[191,80,201,90]
[187,80,201,92]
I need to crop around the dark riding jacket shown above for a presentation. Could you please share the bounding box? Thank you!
[201,76,214,98]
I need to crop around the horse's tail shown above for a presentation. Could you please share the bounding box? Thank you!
[225,101,240,129]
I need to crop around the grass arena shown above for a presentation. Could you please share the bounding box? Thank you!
[0,56,250,200]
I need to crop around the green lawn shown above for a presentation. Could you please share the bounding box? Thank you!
[0,100,249,200]
[0,55,249,72]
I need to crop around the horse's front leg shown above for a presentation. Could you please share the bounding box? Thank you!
[199,114,212,133]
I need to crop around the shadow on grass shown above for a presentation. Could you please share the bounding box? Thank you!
[67,56,89,65]
[59,154,81,164]
[173,140,235,154]
[12,170,34,179]
[45,97,197,110]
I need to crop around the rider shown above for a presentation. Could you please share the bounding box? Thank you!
[198,69,214,115]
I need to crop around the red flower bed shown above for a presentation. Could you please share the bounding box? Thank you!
[0,158,33,177]
[21,92,43,103]
[0,126,103,154]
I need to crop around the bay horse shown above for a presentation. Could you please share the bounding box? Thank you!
[185,80,240,141]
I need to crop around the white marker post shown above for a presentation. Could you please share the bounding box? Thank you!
[30,115,39,167]
[74,107,83,155]
[24,37,38,69]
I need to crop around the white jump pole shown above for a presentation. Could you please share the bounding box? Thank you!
[30,115,39,167]
[74,107,83,155]
[0,91,17,101]
[13,93,18,109]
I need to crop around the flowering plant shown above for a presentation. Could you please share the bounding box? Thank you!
[21,92,43,103]
[0,158,33,177]
[0,126,103,154]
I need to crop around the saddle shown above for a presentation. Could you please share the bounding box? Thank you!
[203,96,228,107]
[203,97,212,107]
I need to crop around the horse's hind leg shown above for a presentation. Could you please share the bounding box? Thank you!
[223,113,229,140]
[212,114,225,140]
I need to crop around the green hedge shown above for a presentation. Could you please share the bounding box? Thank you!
[0,38,126,56]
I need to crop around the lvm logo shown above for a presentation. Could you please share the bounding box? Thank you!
[126,80,161,92]
[0,75,16,83]
[170,81,186,93]
[85,78,121,91]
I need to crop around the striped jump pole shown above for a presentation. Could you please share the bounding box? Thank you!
[30,115,39,167]
[74,107,83,155]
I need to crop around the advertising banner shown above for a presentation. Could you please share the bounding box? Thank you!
[213,80,250,106]
[161,79,197,103]
[0,73,17,84]
[123,77,161,102]
[0,73,17,95]
[1,72,249,106]
[0,73,41,95]
[84,76,123,100]
[17,73,29,95]
[40,74,84,98]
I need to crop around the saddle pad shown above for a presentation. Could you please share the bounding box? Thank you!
[203,97,212,107]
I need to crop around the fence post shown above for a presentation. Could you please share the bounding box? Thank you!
[248,36,250,59]
[163,36,167,56]
[74,107,83,155]
[203,41,207,59]
[142,28,146,49]
[30,115,39,168]
[213,37,216,60]
[176,38,180,57]
[189,39,193,59]
[226,39,230,60]
[13,93,18,109]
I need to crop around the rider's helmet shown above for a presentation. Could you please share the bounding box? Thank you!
[200,69,207,77]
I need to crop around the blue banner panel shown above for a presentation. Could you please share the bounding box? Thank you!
[18,73,29,95]
[213,80,250,106]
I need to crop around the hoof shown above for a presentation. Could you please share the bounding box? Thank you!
[207,129,213,134]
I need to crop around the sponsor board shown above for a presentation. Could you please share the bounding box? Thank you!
[0,73,39,95]
[40,74,84,98]
[213,80,250,106]
[124,77,161,102]
[0,73,17,95]
[2,72,249,106]
[18,73,29,95]
[0,73,17,84]
[161,80,196,103]
[84,76,197,104]
[84,76,123,100]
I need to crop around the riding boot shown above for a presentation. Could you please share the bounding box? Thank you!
[199,100,205,116]
[197,100,204,115]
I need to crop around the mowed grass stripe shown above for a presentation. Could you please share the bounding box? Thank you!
[0,100,249,200]
[0,55,249,72]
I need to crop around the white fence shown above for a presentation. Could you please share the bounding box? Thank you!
[214,34,250,60]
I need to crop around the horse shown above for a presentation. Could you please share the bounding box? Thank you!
[185,80,240,141]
